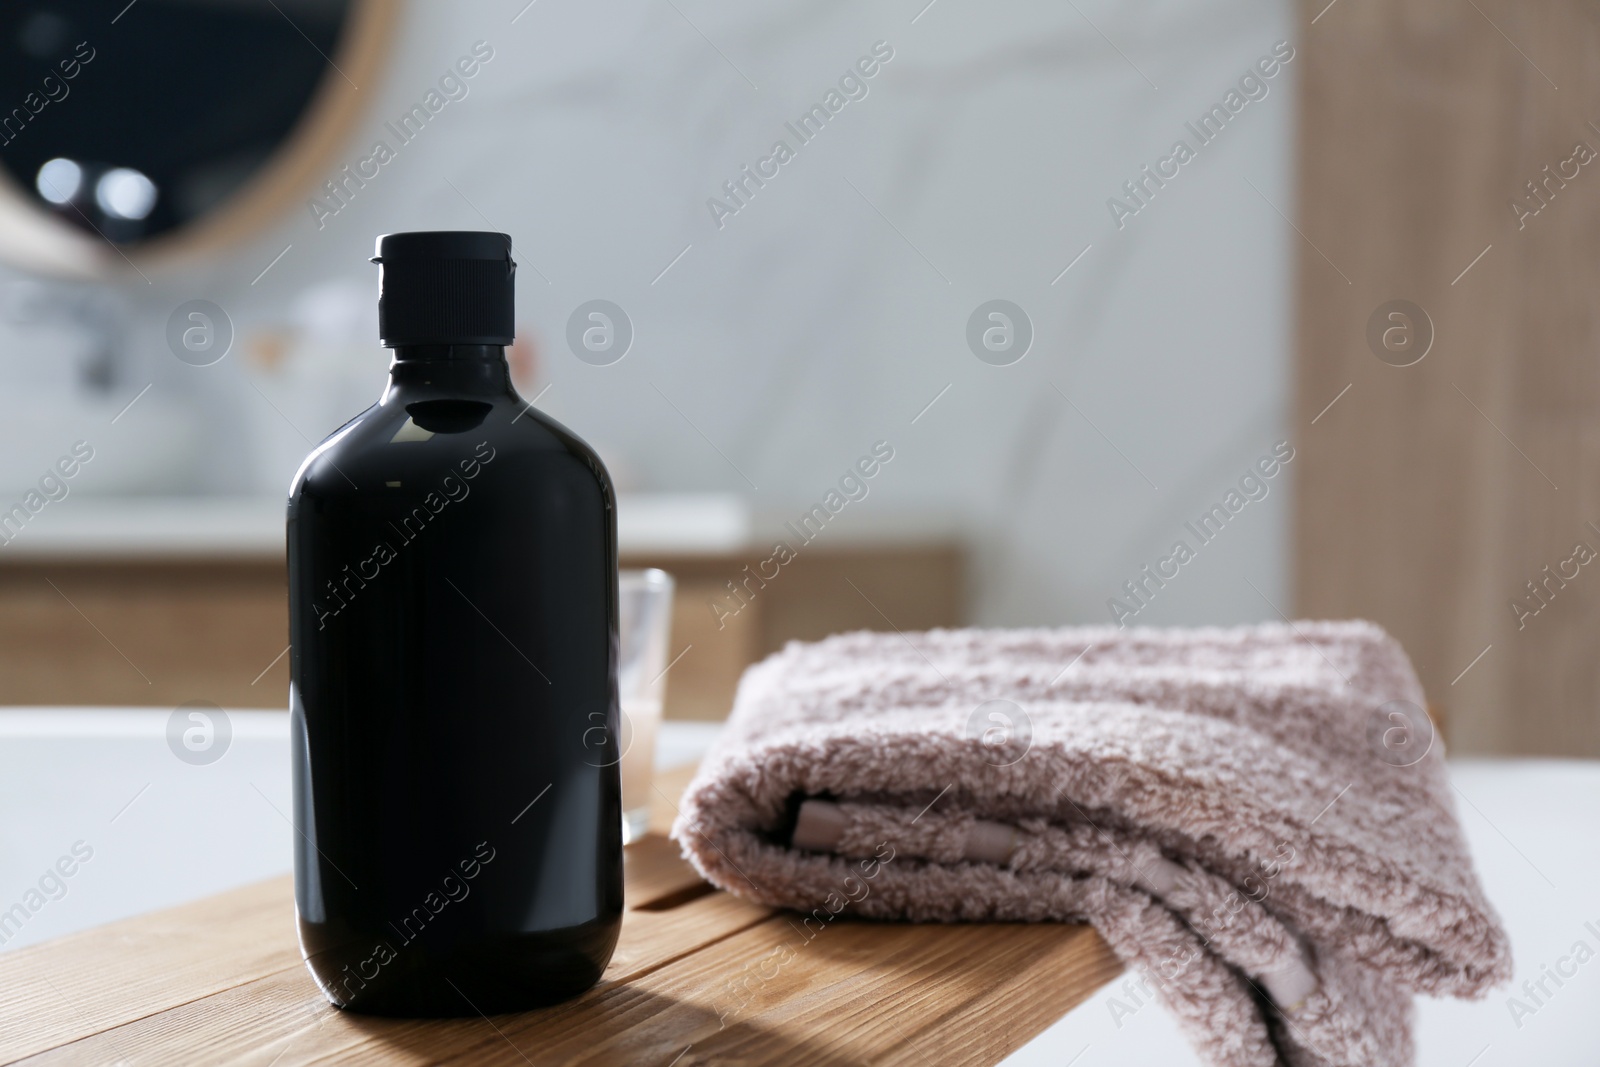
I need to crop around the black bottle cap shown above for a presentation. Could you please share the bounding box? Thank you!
[371,231,516,346]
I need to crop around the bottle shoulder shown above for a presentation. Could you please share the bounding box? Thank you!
[288,393,612,506]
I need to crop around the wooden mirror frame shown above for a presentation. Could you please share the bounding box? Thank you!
[0,0,401,279]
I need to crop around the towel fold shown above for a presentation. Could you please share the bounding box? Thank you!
[671,621,1511,1067]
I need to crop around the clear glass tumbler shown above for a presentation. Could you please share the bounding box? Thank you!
[617,569,675,844]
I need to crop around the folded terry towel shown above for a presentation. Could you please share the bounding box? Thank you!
[672,621,1511,1067]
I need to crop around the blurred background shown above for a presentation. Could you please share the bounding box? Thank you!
[0,0,1590,754]
[6,2,1600,1064]
[0,0,1295,737]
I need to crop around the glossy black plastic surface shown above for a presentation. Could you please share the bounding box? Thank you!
[287,345,622,1016]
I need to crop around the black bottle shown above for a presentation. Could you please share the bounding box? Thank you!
[287,231,623,1016]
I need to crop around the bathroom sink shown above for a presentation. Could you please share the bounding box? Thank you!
[0,391,203,501]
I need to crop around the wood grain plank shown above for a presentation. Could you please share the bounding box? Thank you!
[300,919,1122,1067]
[12,900,1118,1067]
[8,759,1120,1067]
[0,830,731,1062]
[623,833,709,908]
[0,875,297,1063]
[647,763,698,838]
[14,888,775,1067]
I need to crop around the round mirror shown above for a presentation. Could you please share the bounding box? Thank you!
[0,0,397,278]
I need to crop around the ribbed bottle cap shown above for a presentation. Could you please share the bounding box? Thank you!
[371,231,516,346]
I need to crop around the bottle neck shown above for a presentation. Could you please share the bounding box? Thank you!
[382,344,513,400]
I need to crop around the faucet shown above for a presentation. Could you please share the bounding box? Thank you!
[0,279,125,392]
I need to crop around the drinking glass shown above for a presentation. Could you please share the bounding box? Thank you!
[617,569,674,844]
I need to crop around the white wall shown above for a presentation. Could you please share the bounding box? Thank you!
[2,0,1296,629]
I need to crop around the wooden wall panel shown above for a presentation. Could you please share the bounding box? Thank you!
[1295,0,1600,754]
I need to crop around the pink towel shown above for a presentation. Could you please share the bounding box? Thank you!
[672,621,1510,1067]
